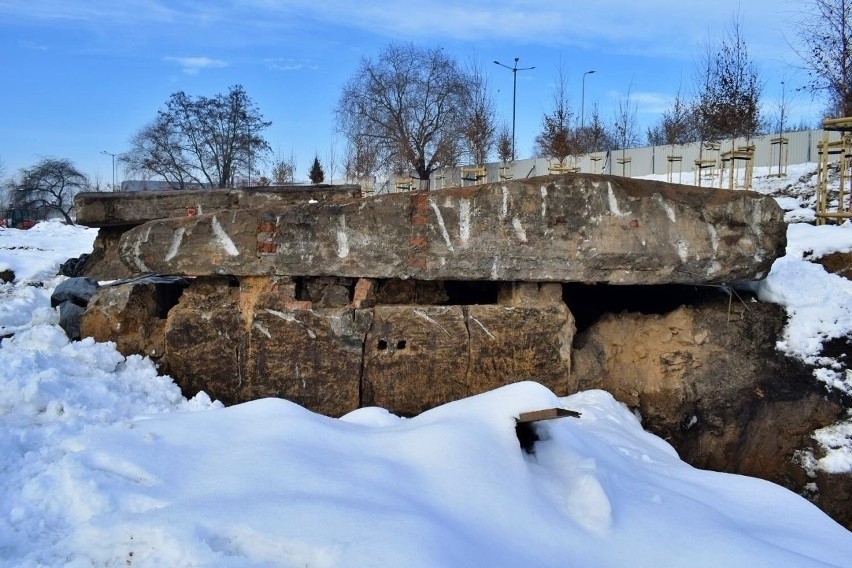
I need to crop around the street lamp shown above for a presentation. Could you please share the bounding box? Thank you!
[581,70,596,130]
[779,81,786,175]
[101,150,117,190]
[494,57,535,161]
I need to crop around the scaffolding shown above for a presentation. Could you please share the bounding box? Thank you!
[358,179,375,198]
[816,117,852,225]
[693,142,720,187]
[547,158,580,175]
[589,154,604,174]
[460,166,487,186]
[394,177,416,192]
[666,153,683,184]
[719,143,755,190]
[769,136,789,177]
[433,171,447,190]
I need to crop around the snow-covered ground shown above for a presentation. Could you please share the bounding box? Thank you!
[0,167,851,566]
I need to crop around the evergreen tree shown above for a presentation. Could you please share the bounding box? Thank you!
[308,156,325,185]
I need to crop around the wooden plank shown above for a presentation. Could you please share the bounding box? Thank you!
[822,116,852,131]
[517,408,581,423]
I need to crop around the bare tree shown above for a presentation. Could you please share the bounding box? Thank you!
[271,154,296,185]
[773,80,792,138]
[496,124,513,164]
[344,134,379,185]
[793,0,852,116]
[646,123,667,147]
[647,88,697,147]
[462,57,496,166]
[12,158,87,224]
[609,84,640,176]
[577,104,613,155]
[694,14,762,141]
[0,156,11,208]
[326,136,339,184]
[337,43,473,189]
[535,65,574,167]
[122,85,272,189]
[611,85,640,149]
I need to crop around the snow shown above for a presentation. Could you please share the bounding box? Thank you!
[0,220,98,284]
[0,182,851,566]
[640,164,852,394]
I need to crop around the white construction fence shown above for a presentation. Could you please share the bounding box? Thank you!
[369,128,835,195]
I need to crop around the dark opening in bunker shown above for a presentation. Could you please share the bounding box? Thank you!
[562,282,743,333]
[443,280,501,305]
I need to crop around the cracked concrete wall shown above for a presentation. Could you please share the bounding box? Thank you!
[122,276,575,416]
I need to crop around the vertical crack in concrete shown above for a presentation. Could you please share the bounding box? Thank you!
[462,306,473,390]
[357,308,372,409]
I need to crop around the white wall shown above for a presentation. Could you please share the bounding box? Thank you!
[424,129,832,188]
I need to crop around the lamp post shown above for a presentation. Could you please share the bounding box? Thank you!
[101,150,117,190]
[778,80,786,175]
[494,57,535,161]
[581,70,596,130]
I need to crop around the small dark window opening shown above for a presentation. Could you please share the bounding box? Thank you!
[396,340,407,350]
[444,280,501,305]
[377,339,388,350]
[294,277,308,301]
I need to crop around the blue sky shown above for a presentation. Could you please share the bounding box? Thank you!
[0,0,826,185]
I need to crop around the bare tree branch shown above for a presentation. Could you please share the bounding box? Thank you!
[792,0,852,116]
[12,158,88,224]
[337,43,474,188]
[122,85,272,189]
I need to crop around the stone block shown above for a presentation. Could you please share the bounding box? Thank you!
[81,277,185,358]
[246,299,367,416]
[373,279,449,304]
[117,174,787,285]
[162,277,245,403]
[79,226,137,280]
[466,304,574,394]
[497,282,564,306]
[362,305,469,415]
[74,185,361,228]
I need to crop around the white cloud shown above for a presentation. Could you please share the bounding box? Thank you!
[164,56,228,75]
[18,40,49,51]
[243,0,789,59]
[604,89,672,114]
[264,58,319,72]
[631,92,673,114]
[0,1,795,63]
